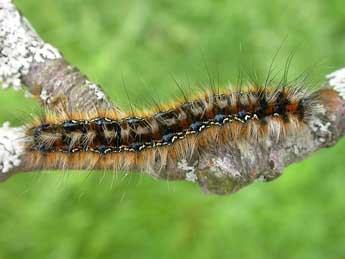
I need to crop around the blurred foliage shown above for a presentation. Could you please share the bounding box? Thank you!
[1,0,345,258]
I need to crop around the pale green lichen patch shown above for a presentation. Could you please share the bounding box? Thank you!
[327,68,345,100]
[177,159,198,182]
[0,0,61,91]
[0,122,25,173]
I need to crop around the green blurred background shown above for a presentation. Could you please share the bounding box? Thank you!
[1,0,345,258]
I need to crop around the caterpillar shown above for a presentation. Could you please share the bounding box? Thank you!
[23,83,321,180]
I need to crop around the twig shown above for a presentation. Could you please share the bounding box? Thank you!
[0,0,116,112]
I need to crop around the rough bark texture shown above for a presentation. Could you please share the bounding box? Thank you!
[1,0,345,195]
[0,0,117,113]
[22,59,115,112]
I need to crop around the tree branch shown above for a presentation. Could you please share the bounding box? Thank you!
[0,0,117,112]
[1,0,345,195]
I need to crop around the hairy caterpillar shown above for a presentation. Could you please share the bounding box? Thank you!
[0,64,343,195]
[23,82,321,178]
